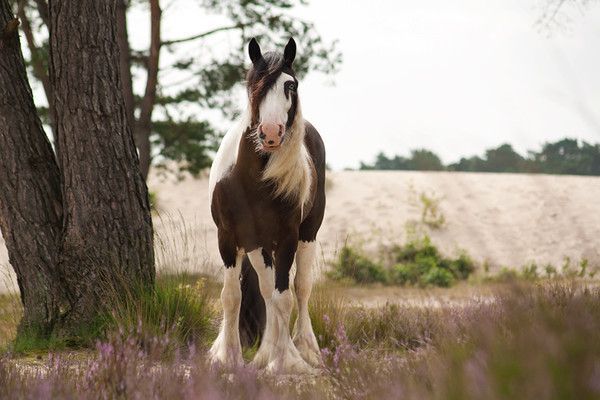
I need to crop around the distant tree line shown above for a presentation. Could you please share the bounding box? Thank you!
[359,138,600,176]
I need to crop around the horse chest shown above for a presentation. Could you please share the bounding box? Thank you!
[212,178,301,251]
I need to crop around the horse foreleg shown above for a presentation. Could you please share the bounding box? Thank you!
[247,248,275,368]
[293,240,321,366]
[209,250,243,368]
[265,236,313,374]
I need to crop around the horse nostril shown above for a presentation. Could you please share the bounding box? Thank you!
[268,140,275,145]
[278,125,284,137]
[259,132,266,140]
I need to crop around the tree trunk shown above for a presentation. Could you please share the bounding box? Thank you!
[48,0,155,330]
[0,2,65,334]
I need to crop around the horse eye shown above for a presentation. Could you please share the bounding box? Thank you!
[288,83,297,92]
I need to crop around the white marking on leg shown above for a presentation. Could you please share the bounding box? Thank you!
[293,240,321,366]
[208,253,243,367]
[247,248,275,368]
[266,289,313,374]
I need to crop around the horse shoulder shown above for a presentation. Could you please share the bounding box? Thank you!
[208,114,249,204]
[303,120,326,173]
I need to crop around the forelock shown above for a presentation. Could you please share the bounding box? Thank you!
[247,51,295,123]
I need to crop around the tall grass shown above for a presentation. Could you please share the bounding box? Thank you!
[3,272,217,355]
[2,281,599,399]
[102,272,217,352]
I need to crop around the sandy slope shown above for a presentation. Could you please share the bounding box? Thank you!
[1,171,599,292]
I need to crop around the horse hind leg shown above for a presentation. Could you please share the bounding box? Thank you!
[208,251,244,368]
[293,240,321,366]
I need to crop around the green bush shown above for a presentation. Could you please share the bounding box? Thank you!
[328,246,388,284]
[421,266,454,287]
[449,252,475,280]
[330,235,475,287]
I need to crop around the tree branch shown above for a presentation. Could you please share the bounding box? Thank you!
[161,23,247,46]
[548,0,568,23]
[16,1,50,96]
[16,0,56,139]
[116,0,135,133]
[135,0,162,179]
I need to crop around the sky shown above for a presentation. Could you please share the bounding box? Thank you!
[129,0,600,169]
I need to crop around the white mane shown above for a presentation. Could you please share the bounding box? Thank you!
[261,102,312,208]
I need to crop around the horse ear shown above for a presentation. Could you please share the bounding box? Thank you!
[283,38,296,67]
[249,38,263,64]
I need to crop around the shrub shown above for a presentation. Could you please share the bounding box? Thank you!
[328,246,388,284]
[421,266,454,287]
[330,235,475,288]
[419,191,446,229]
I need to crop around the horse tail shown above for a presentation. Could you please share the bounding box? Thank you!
[239,254,266,347]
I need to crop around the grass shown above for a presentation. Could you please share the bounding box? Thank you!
[0,294,20,352]
[2,272,218,356]
[328,235,475,287]
[102,272,217,352]
[1,280,599,399]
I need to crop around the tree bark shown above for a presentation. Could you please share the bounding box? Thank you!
[0,2,65,333]
[47,0,154,330]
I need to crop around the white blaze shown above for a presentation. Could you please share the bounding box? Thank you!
[258,73,295,126]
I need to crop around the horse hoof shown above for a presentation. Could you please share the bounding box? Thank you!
[265,355,316,375]
[208,337,243,369]
[293,333,321,367]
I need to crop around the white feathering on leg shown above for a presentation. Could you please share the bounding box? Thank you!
[247,248,275,368]
[265,289,313,374]
[208,255,243,367]
[293,240,321,366]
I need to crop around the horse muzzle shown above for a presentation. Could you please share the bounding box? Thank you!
[258,122,284,151]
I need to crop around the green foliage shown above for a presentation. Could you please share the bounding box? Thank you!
[483,257,598,283]
[328,246,388,284]
[20,0,341,177]
[148,190,158,211]
[360,149,444,171]
[5,273,216,355]
[100,273,216,351]
[418,191,446,229]
[361,138,600,176]
[329,235,475,287]
[152,0,342,175]
[151,118,219,176]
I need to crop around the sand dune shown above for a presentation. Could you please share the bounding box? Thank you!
[1,171,599,292]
